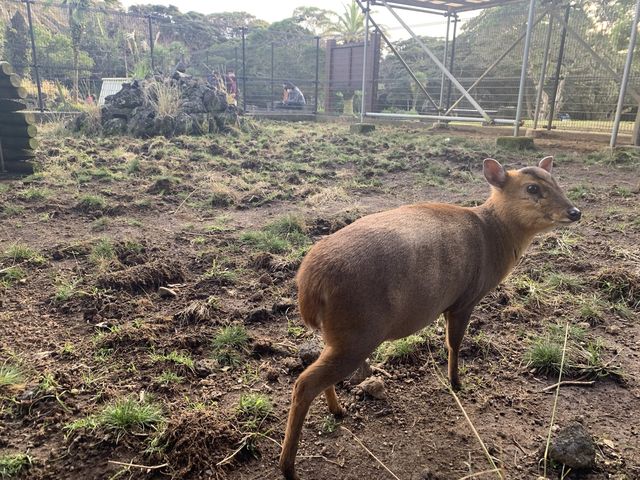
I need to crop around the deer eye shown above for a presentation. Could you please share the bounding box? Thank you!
[527,184,540,195]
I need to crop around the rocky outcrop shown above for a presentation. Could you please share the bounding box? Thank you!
[73,74,239,138]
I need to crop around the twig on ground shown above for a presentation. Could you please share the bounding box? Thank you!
[107,460,168,470]
[299,454,345,468]
[458,469,504,480]
[543,322,571,478]
[172,188,198,215]
[371,364,393,377]
[541,380,595,392]
[427,348,504,480]
[341,426,401,480]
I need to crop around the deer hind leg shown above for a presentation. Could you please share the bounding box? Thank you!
[445,309,473,391]
[279,346,368,480]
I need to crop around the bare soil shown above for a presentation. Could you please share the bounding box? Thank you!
[1,121,639,480]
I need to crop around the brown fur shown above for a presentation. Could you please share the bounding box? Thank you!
[279,157,580,480]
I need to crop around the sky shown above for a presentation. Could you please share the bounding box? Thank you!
[118,0,479,41]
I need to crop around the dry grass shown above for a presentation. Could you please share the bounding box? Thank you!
[144,81,183,118]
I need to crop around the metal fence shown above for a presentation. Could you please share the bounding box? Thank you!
[0,0,637,134]
[0,0,322,113]
[374,2,639,134]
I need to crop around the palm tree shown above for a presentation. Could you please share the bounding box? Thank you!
[330,1,365,43]
[328,1,366,115]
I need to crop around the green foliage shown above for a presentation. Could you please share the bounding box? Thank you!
[0,266,26,288]
[4,11,30,77]
[150,350,195,371]
[212,325,249,366]
[2,244,45,265]
[65,397,165,439]
[0,453,32,478]
[89,238,115,264]
[76,194,106,211]
[0,363,25,387]
[241,215,309,254]
[236,393,273,427]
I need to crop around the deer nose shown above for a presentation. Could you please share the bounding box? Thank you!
[567,207,581,222]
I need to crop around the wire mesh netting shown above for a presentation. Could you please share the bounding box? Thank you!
[0,0,637,134]
[375,1,639,133]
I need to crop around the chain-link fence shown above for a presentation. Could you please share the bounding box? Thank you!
[374,2,638,134]
[0,0,636,134]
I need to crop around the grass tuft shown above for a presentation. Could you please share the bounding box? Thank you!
[0,363,25,387]
[0,453,32,478]
[212,325,249,366]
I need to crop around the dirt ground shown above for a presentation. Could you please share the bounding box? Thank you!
[0,120,639,480]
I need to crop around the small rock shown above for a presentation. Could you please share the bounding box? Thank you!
[547,422,596,470]
[158,286,177,298]
[249,291,264,302]
[417,467,440,480]
[356,376,387,400]
[252,337,279,357]
[298,340,322,366]
[245,308,273,323]
[194,359,216,378]
[94,321,113,331]
[606,325,622,335]
[265,366,280,382]
[282,357,303,374]
[347,361,373,385]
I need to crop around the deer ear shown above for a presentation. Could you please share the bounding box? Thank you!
[538,156,553,173]
[483,158,507,189]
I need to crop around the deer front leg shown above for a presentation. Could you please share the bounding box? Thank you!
[444,309,472,390]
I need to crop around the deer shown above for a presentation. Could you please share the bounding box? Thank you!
[279,156,581,480]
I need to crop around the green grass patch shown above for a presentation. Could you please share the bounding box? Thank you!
[236,393,273,429]
[150,350,195,371]
[0,363,25,387]
[0,453,32,478]
[240,214,309,255]
[19,187,49,202]
[203,260,237,284]
[212,325,249,366]
[374,330,433,364]
[89,239,116,265]
[65,397,165,440]
[2,244,46,265]
[525,323,621,379]
[0,266,26,288]
[77,194,107,211]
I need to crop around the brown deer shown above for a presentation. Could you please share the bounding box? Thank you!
[279,156,580,480]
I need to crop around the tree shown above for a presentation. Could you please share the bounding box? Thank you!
[329,1,365,43]
[4,11,30,77]
[291,6,336,36]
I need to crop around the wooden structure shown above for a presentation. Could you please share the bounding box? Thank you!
[324,33,381,115]
[0,61,37,174]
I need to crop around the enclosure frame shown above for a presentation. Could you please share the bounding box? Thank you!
[357,0,640,145]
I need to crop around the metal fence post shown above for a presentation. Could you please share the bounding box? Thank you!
[24,0,44,112]
[314,36,320,114]
[547,4,570,130]
[270,42,274,106]
[439,13,450,111]
[533,13,553,130]
[241,27,246,111]
[147,15,155,73]
[359,0,370,122]
[445,14,458,111]
[514,0,536,136]
[610,0,640,147]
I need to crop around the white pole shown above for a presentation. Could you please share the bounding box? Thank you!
[359,0,370,122]
[610,0,640,147]
[514,0,536,136]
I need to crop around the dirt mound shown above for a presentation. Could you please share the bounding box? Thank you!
[595,267,640,310]
[97,260,185,292]
[158,409,241,479]
[174,299,218,326]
